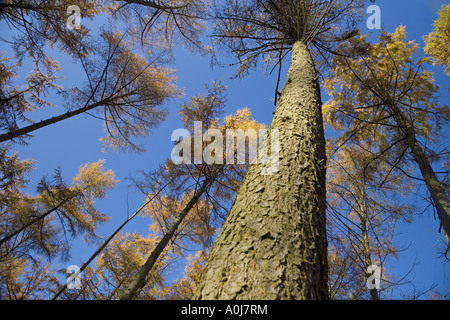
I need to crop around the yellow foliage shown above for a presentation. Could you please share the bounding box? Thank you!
[97,30,181,153]
[324,26,442,147]
[168,250,208,299]
[72,159,119,198]
[424,5,450,75]
[144,191,216,249]
[93,231,171,299]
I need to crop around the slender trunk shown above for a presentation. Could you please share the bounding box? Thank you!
[119,175,215,300]
[406,126,450,246]
[0,101,103,143]
[391,105,450,247]
[0,196,74,247]
[194,41,328,300]
[357,183,379,300]
[50,179,173,300]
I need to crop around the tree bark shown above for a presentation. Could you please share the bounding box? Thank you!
[194,41,328,300]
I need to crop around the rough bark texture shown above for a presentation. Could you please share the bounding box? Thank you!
[194,41,328,300]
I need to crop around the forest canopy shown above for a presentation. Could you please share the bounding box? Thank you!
[0,0,448,301]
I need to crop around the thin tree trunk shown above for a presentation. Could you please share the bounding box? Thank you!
[357,184,379,300]
[0,101,104,143]
[405,125,450,246]
[0,196,74,247]
[50,178,172,300]
[119,175,216,300]
[390,105,450,246]
[194,41,328,300]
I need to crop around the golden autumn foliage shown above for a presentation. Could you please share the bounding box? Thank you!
[0,150,118,298]
[324,24,450,298]
[167,250,209,300]
[424,5,450,76]
[327,143,413,299]
[109,0,210,55]
[1,0,448,302]
[0,0,110,61]
[92,30,181,153]
[323,26,443,146]
[115,84,267,299]
[323,25,450,249]
[144,191,216,249]
[91,231,172,299]
[0,0,217,300]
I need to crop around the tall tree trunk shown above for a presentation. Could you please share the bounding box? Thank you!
[405,125,450,246]
[194,41,328,300]
[357,184,379,300]
[119,174,216,300]
[391,105,450,247]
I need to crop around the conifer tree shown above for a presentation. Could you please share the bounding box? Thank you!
[194,0,365,299]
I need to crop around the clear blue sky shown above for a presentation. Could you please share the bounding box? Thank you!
[2,0,449,299]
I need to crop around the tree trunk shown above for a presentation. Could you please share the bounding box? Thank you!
[357,184,379,300]
[390,104,450,247]
[0,196,74,246]
[194,41,328,300]
[0,101,104,143]
[50,178,172,300]
[119,175,215,300]
[405,126,450,246]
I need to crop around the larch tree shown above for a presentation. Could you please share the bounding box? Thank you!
[119,82,266,299]
[323,26,450,248]
[327,143,414,300]
[0,0,105,141]
[119,182,217,300]
[49,82,247,301]
[57,231,174,300]
[113,0,210,53]
[0,0,211,300]
[0,29,180,152]
[0,154,118,299]
[0,1,184,152]
[50,172,174,300]
[194,0,365,300]
[0,159,118,252]
[0,0,106,60]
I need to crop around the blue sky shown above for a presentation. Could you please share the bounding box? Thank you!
[2,0,449,299]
